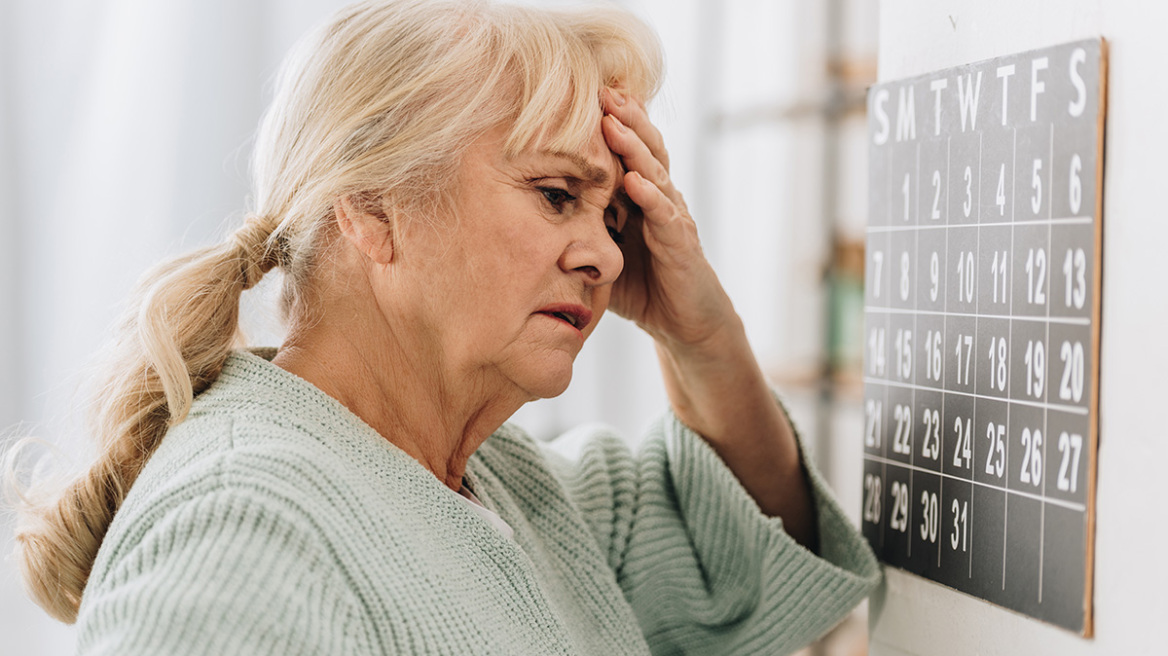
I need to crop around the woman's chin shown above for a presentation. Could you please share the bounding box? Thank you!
[516,360,575,400]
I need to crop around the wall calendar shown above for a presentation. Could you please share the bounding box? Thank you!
[862,38,1105,634]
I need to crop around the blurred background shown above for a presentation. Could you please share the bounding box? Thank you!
[0,0,877,653]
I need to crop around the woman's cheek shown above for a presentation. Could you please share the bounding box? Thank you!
[583,287,612,340]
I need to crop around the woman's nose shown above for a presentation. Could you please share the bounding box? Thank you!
[559,218,624,286]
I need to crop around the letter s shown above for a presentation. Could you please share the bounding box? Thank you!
[873,88,890,145]
[1068,47,1087,117]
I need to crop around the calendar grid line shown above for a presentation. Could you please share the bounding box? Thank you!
[940,134,951,572]
[1002,125,1017,592]
[863,454,1087,513]
[865,306,1089,326]
[1038,120,1055,606]
[970,127,982,582]
[881,440,888,551]
[866,215,1094,233]
[863,377,1089,415]
[908,139,920,564]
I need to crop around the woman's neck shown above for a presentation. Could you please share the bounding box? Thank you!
[271,319,527,491]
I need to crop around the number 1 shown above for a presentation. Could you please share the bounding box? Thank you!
[903,173,911,222]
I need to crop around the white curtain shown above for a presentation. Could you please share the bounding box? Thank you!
[0,1,864,652]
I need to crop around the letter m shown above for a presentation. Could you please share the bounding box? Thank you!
[896,85,916,141]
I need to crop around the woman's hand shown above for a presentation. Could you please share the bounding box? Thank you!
[600,88,818,550]
[600,88,736,352]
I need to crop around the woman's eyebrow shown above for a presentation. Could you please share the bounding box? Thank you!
[541,151,611,187]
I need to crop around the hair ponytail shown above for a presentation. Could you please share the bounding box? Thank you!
[10,215,280,623]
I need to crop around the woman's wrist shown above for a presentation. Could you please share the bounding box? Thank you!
[652,313,814,526]
[654,317,783,448]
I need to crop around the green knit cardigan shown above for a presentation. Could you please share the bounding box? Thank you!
[76,350,880,655]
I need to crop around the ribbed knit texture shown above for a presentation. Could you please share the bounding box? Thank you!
[75,350,880,655]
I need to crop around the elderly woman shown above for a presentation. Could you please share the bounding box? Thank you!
[13,1,878,654]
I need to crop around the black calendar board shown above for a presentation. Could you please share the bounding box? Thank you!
[862,39,1105,635]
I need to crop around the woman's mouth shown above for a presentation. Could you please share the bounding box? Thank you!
[536,304,593,332]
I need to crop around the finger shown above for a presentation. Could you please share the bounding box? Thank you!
[603,114,679,201]
[623,171,696,257]
[602,88,670,171]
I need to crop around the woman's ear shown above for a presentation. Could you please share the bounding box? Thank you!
[334,193,396,264]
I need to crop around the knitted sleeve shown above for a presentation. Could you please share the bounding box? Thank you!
[550,404,881,656]
[75,487,373,655]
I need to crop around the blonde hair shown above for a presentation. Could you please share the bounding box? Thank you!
[9,0,662,623]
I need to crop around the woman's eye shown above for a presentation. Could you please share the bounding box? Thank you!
[539,187,575,211]
[604,206,625,244]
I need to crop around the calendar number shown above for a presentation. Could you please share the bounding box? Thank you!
[868,327,886,376]
[1026,247,1047,305]
[895,329,913,380]
[1064,247,1087,309]
[995,163,1007,216]
[950,499,968,552]
[991,250,1008,304]
[902,173,911,222]
[957,251,975,303]
[900,251,911,301]
[929,252,940,302]
[872,251,884,299]
[1024,339,1046,398]
[932,170,942,220]
[924,330,942,382]
[1020,427,1043,486]
[963,165,973,217]
[955,334,973,386]
[1031,158,1044,214]
[984,422,1006,478]
[892,404,913,455]
[1069,153,1083,214]
[1059,340,1085,403]
[890,481,910,532]
[1057,432,1083,493]
[865,399,883,449]
[921,407,941,460]
[863,473,883,523]
[987,336,1008,392]
[952,415,973,469]
[920,491,939,543]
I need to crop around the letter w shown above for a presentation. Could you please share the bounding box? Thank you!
[958,71,983,131]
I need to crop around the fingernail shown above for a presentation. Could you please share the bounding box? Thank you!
[609,114,628,133]
[609,88,626,106]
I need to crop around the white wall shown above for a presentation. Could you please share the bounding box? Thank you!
[871,1,1168,654]
[0,1,17,428]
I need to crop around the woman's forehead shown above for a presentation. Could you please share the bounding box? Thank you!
[518,127,624,189]
[471,122,625,197]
